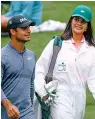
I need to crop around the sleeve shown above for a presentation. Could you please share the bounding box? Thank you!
[19,1,42,25]
[1,90,7,101]
[87,51,95,99]
[30,68,35,104]
[1,60,7,101]
[34,39,54,98]
[4,1,21,17]
[19,2,34,21]
[30,53,36,104]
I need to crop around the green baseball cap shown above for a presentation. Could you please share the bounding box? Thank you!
[72,5,92,22]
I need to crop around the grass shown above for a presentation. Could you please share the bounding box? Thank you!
[1,1,95,119]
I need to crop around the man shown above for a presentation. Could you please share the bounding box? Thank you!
[1,15,36,119]
[1,1,42,32]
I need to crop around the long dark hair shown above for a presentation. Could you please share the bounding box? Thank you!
[61,17,95,47]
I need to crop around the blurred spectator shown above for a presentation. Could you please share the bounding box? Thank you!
[1,1,42,32]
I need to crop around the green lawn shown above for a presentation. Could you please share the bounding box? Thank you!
[1,1,95,119]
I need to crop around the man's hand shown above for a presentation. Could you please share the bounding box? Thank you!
[2,99,20,119]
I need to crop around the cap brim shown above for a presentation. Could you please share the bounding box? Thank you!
[72,14,89,22]
[19,21,36,28]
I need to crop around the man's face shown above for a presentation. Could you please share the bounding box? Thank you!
[14,26,31,42]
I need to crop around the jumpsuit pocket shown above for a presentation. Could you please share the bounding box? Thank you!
[83,59,91,67]
[81,60,91,74]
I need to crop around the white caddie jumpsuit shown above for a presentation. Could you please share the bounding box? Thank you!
[34,37,95,119]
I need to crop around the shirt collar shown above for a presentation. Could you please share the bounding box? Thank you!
[8,42,26,54]
[71,36,84,44]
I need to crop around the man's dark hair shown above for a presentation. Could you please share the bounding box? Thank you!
[8,28,17,38]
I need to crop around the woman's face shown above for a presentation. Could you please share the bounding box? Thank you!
[71,16,88,34]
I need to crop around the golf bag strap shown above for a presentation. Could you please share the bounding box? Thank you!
[45,36,63,84]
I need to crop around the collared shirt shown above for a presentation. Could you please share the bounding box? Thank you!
[71,37,84,52]
[1,43,36,119]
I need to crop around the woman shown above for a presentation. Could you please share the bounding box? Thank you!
[34,5,95,119]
